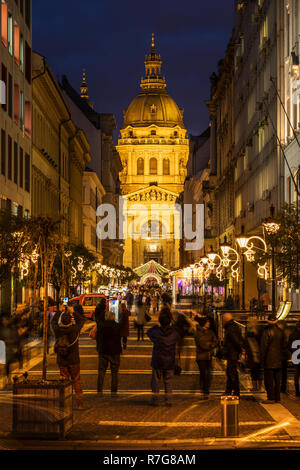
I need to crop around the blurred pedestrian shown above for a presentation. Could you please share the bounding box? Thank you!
[222,312,244,397]
[277,320,290,394]
[288,321,300,397]
[244,318,263,391]
[126,290,134,312]
[147,309,180,406]
[119,302,130,350]
[0,315,19,385]
[194,316,218,398]
[96,311,122,397]
[260,315,285,404]
[135,298,147,341]
[51,303,85,409]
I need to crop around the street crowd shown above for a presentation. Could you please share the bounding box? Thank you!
[1,288,300,411]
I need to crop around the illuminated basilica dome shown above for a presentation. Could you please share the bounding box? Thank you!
[122,34,184,129]
[117,35,189,270]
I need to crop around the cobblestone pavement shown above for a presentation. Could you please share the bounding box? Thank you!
[1,316,300,449]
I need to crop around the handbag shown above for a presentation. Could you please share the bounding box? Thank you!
[145,313,151,323]
[174,364,182,376]
[89,324,97,340]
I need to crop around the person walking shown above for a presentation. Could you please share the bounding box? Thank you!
[126,290,134,312]
[51,303,85,409]
[260,315,285,404]
[135,298,147,341]
[147,309,180,406]
[119,302,130,350]
[244,318,263,392]
[222,312,244,397]
[277,320,290,394]
[194,316,218,399]
[288,321,300,397]
[96,311,122,397]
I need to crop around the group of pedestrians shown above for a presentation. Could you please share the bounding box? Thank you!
[49,295,300,409]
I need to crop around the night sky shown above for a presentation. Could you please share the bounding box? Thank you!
[33,0,234,139]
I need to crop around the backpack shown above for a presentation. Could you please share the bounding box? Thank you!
[54,333,79,357]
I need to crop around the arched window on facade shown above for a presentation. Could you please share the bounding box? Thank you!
[137,157,144,175]
[163,158,170,175]
[150,157,157,175]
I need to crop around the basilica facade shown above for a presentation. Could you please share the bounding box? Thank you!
[117,36,189,270]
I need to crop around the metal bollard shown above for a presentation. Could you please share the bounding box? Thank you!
[221,395,239,437]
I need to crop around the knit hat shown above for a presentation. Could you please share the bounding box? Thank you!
[58,311,74,328]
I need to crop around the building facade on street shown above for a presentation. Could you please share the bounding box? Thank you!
[204,0,287,310]
[32,52,91,247]
[61,74,123,266]
[117,36,189,270]
[0,0,32,311]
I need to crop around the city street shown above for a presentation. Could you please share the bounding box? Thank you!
[1,316,300,450]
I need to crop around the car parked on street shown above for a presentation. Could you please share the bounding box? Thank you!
[69,293,107,319]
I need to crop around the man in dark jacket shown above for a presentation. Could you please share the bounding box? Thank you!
[51,303,85,409]
[97,311,122,397]
[194,316,218,398]
[260,315,285,403]
[288,321,300,397]
[223,313,244,397]
[147,310,180,406]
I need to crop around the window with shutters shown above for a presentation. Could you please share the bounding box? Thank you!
[1,129,6,176]
[7,135,12,180]
[137,157,144,175]
[163,158,170,175]
[14,141,18,184]
[25,153,30,192]
[149,157,157,175]
[1,2,8,47]
[19,147,23,187]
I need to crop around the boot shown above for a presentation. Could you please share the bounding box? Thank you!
[251,380,258,392]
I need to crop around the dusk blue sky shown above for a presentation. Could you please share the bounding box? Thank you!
[33,0,235,138]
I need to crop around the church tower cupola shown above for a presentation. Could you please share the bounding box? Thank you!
[140,34,166,91]
[80,69,89,100]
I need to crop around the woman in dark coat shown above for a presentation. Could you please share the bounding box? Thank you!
[194,316,218,398]
[118,302,130,350]
[244,318,263,391]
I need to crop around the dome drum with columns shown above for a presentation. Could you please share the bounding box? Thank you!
[117,35,189,270]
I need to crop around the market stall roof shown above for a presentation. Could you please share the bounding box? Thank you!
[133,260,170,281]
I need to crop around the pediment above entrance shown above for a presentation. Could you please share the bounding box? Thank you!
[124,185,179,203]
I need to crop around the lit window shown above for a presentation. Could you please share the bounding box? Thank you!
[14,83,20,124]
[20,90,24,129]
[14,23,20,65]
[1,2,8,47]
[8,12,13,55]
[163,158,170,175]
[20,34,24,71]
[25,101,31,138]
[150,157,157,175]
[137,157,144,175]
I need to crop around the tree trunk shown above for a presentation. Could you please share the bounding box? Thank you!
[42,248,48,380]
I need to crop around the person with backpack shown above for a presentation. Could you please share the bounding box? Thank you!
[147,309,180,406]
[194,316,218,399]
[222,312,244,397]
[96,311,122,397]
[260,314,285,404]
[51,302,85,409]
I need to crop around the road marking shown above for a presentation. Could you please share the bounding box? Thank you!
[27,369,222,375]
[96,420,274,428]
[260,402,300,438]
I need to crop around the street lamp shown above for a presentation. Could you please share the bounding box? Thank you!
[263,205,281,314]
[220,236,240,282]
[236,227,247,310]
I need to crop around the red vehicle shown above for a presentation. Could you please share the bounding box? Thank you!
[69,293,107,319]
